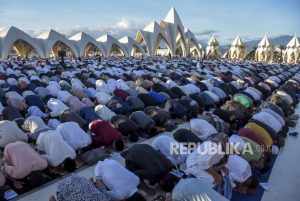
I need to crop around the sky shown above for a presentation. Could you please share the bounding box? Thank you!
[0,0,299,45]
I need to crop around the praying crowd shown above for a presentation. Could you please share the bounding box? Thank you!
[0,55,299,201]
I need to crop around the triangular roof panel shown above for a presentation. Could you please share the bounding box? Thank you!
[231,35,243,47]
[258,35,272,47]
[287,35,300,48]
[208,35,219,46]
[164,7,183,25]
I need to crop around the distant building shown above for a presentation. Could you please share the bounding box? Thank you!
[0,7,202,59]
[255,35,274,63]
[227,35,246,61]
[206,35,221,59]
[283,35,300,64]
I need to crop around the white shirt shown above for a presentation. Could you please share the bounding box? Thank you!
[23,116,49,134]
[96,83,111,94]
[71,78,84,86]
[87,87,97,98]
[28,106,48,118]
[5,91,24,101]
[126,81,137,89]
[245,87,262,101]
[152,135,189,166]
[95,105,116,121]
[95,92,112,105]
[231,81,243,90]
[106,83,116,94]
[190,119,217,141]
[7,78,18,86]
[0,120,28,148]
[47,98,69,117]
[95,159,139,200]
[185,141,224,185]
[261,108,285,126]
[72,82,84,90]
[252,111,282,133]
[135,86,148,94]
[22,90,35,98]
[226,155,252,188]
[57,91,73,102]
[56,122,91,150]
[116,80,130,90]
[36,130,76,167]
[211,87,227,99]
[61,71,74,79]
[27,70,37,77]
[46,84,61,97]
[180,84,201,95]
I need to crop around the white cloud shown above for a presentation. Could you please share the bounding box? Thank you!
[0,18,147,40]
[114,18,135,30]
[194,30,219,36]
[0,27,7,32]
[21,18,147,39]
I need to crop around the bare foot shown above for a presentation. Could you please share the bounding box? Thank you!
[13,181,24,189]
[94,179,105,190]
[49,195,56,201]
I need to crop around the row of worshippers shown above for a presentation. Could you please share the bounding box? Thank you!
[2,58,292,200]
[0,56,299,196]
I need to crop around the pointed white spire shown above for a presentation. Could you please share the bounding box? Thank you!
[231,35,243,47]
[287,34,300,48]
[208,35,219,46]
[164,7,182,24]
[143,21,161,32]
[258,35,272,47]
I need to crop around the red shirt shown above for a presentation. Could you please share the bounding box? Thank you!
[114,89,130,101]
[90,120,122,146]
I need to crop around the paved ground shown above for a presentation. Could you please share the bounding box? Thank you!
[15,106,300,201]
[261,104,300,201]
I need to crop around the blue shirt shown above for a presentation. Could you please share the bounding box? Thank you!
[147,91,166,105]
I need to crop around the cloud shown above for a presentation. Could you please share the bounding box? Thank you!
[21,18,147,39]
[193,30,221,44]
[114,18,135,30]
[193,30,219,36]
[0,27,6,32]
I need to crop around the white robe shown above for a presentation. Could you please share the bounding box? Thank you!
[56,122,92,150]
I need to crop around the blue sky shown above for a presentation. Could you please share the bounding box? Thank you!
[0,0,299,44]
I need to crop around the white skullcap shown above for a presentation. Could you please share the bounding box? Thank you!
[88,122,93,130]
[229,135,245,152]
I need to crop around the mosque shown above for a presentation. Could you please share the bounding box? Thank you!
[0,7,299,63]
